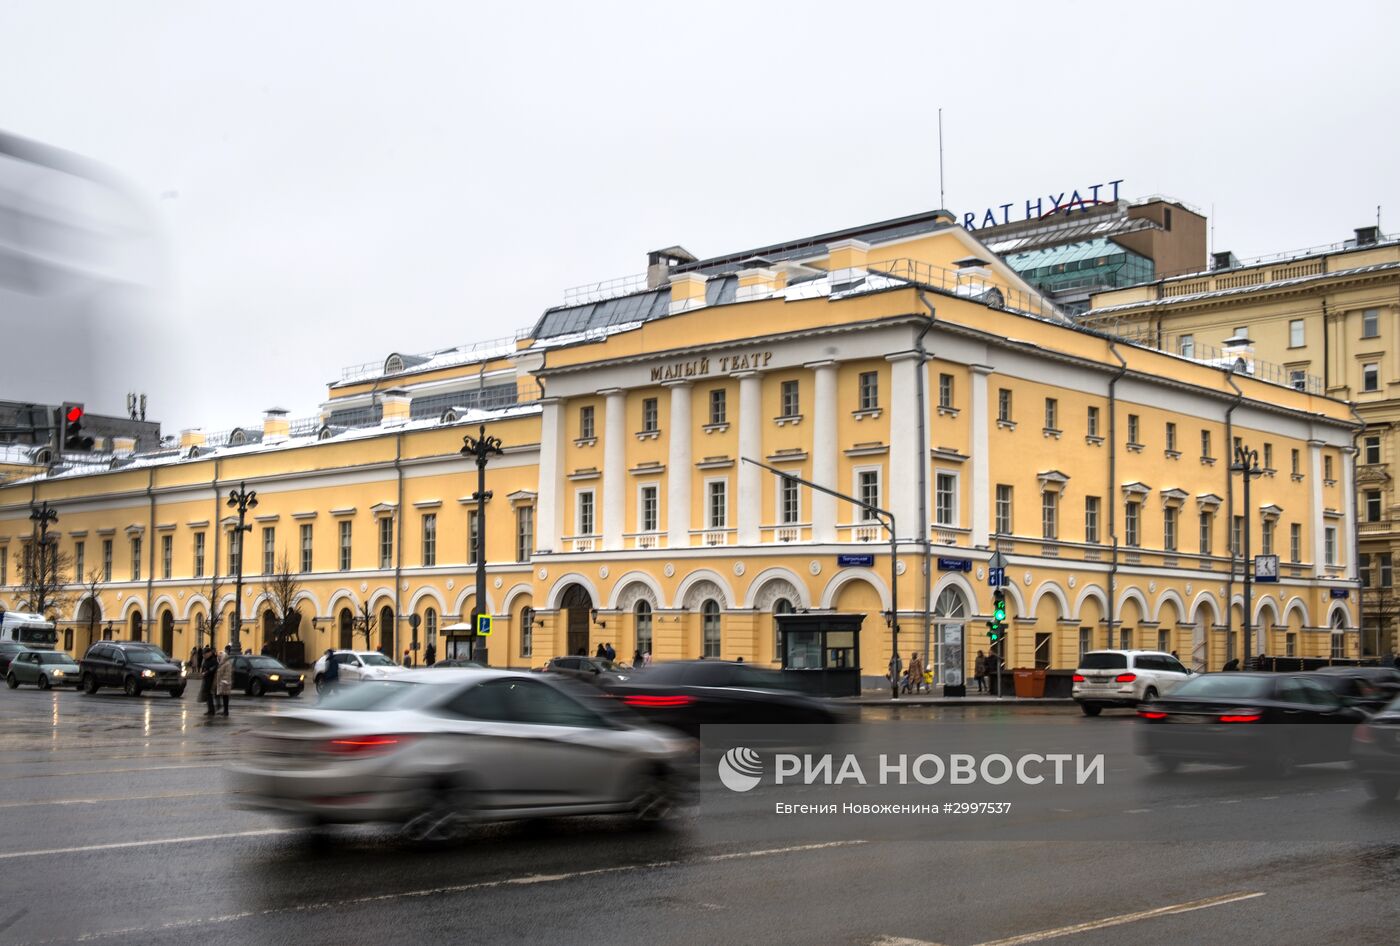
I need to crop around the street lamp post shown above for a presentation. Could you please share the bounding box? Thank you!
[461,425,503,664]
[1231,444,1263,666]
[226,483,258,653]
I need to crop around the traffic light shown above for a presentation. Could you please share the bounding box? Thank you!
[987,590,1007,643]
[60,403,94,451]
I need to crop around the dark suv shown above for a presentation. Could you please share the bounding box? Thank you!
[79,641,186,698]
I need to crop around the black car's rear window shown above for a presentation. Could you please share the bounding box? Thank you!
[1079,653,1128,670]
[1171,675,1274,699]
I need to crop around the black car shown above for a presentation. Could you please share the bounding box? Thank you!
[1311,666,1400,713]
[1136,672,1367,775]
[607,660,847,736]
[543,655,634,687]
[1352,695,1400,800]
[231,654,304,697]
[79,641,186,698]
[0,641,29,675]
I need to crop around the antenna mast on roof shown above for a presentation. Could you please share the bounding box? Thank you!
[938,108,946,210]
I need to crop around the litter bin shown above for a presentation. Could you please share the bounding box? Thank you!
[1013,669,1048,698]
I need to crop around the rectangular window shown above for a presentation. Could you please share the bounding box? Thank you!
[997,388,1012,423]
[1084,496,1100,544]
[1043,397,1057,430]
[1331,632,1345,659]
[1232,516,1244,556]
[1127,413,1140,445]
[338,521,352,571]
[1041,491,1058,540]
[1289,368,1307,391]
[1289,523,1301,563]
[1263,443,1273,470]
[1286,633,1297,657]
[639,485,659,533]
[1163,506,1177,552]
[1121,628,1133,650]
[467,510,480,564]
[1364,363,1380,392]
[1361,553,1372,587]
[938,373,954,409]
[515,505,534,562]
[1124,502,1140,547]
[520,607,534,658]
[1325,527,1337,566]
[1165,422,1177,453]
[300,524,313,573]
[858,470,880,521]
[1261,520,1275,556]
[641,397,658,433]
[859,371,879,411]
[579,405,595,440]
[192,533,205,578]
[263,527,276,574]
[1365,435,1381,464]
[935,473,957,527]
[577,490,595,536]
[1179,334,1195,358]
[1325,454,1334,481]
[1199,511,1213,556]
[1367,490,1383,522]
[1289,319,1305,347]
[781,380,800,418]
[1079,627,1092,660]
[709,388,727,425]
[421,513,437,567]
[1233,436,1242,458]
[1201,429,1212,459]
[780,475,801,525]
[74,541,84,581]
[995,485,1013,535]
[708,480,727,529]
[1363,308,1380,338]
[378,518,393,569]
[1087,405,1100,438]
[131,537,142,581]
[161,534,173,580]
[102,538,113,582]
[0,547,6,586]
[1292,449,1301,475]
[1158,628,1170,653]
[1383,552,1395,587]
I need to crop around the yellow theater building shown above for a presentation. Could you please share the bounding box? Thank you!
[0,208,1363,685]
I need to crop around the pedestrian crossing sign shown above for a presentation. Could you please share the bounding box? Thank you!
[476,614,493,636]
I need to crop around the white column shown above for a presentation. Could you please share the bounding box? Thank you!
[737,371,763,545]
[887,352,923,542]
[536,398,563,553]
[601,388,626,550]
[1309,440,1326,575]
[969,365,993,548]
[1342,442,1357,579]
[808,360,838,543]
[666,381,693,548]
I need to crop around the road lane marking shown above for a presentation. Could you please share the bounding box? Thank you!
[12,840,867,943]
[0,763,223,780]
[971,890,1264,946]
[0,790,222,809]
[0,829,295,860]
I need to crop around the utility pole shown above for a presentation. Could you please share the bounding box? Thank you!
[1231,444,1263,665]
[225,483,257,652]
[461,425,503,664]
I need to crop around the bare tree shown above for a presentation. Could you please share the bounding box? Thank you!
[259,553,304,640]
[79,567,105,652]
[355,600,377,651]
[16,535,74,622]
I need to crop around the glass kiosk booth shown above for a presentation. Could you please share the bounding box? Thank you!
[775,612,862,697]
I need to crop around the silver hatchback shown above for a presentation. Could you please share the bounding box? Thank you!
[228,668,694,840]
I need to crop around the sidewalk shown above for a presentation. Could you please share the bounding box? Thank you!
[841,693,1078,706]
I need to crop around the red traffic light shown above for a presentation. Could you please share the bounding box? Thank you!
[65,405,83,423]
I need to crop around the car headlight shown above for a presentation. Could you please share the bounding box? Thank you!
[269,674,280,682]
[52,670,65,677]
[297,675,304,682]
[140,669,156,678]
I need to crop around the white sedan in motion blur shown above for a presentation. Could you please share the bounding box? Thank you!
[229,669,694,840]
[312,649,405,690]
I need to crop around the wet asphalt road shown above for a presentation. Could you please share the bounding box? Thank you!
[0,688,1397,946]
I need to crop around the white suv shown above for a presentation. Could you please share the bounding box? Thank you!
[313,650,405,691]
[1073,650,1192,716]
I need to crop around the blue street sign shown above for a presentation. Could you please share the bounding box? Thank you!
[1330,588,1350,599]
[988,567,1006,588]
[937,557,971,572]
[837,553,875,567]
[476,614,493,636]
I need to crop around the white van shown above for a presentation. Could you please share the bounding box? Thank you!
[0,611,59,650]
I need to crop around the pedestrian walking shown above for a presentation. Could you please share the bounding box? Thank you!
[215,649,234,716]
[905,651,923,694]
[974,650,987,693]
[633,649,643,667]
[888,651,902,693]
[642,651,653,667]
[604,642,616,662]
[424,642,437,667]
[199,646,218,715]
[321,648,339,696]
[595,643,607,659]
[402,648,412,668]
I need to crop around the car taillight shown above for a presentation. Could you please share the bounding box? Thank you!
[1072,674,1086,683]
[1354,725,1375,744]
[1138,709,1168,720]
[1114,673,1137,683]
[621,694,694,708]
[1218,714,1261,723]
[326,735,408,754]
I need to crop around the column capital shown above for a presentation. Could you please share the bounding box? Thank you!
[537,396,564,407]
[732,370,761,380]
[661,379,694,389]
[970,364,996,376]
[596,387,625,398]
[885,350,923,364]
[803,359,838,371]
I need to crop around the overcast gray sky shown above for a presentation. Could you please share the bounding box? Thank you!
[1,0,1397,433]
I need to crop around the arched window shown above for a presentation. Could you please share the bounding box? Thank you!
[1331,608,1347,658]
[702,599,721,658]
[772,597,794,656]
[933,588,968,686]
[520,607,534,658]
[425,607,438,645]
[634,600,653,659]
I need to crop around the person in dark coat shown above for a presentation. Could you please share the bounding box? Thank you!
[424,642,437,667]
[595,643,607,659]
[200,646,219,716]
[321,648,340,696]
[1223,657,1241,672]
[604,642,616,662]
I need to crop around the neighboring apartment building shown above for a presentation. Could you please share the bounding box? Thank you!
[0,208,1360,683]
[1084,224,1398,654]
